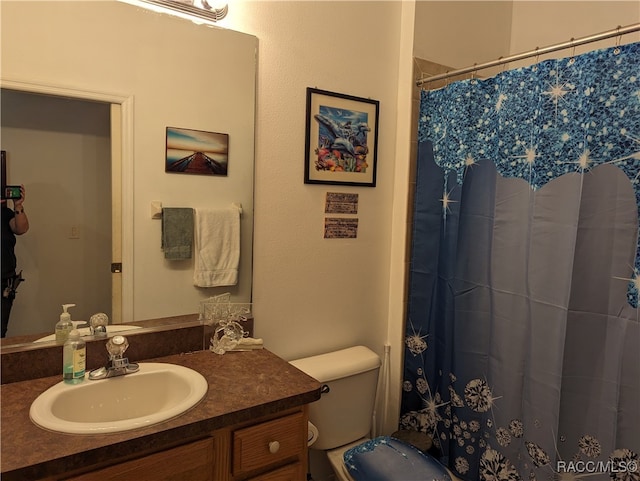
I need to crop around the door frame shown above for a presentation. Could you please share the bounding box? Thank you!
[1,79,134,322]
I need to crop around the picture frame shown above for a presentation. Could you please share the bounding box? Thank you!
[304,88,379,187]
[165,126,229,176]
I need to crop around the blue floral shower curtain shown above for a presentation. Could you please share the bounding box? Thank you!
[401,43,640,481]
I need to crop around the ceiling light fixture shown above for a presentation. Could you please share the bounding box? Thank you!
[127,0,228,24]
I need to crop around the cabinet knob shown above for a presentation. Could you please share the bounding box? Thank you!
[268,441,280,454]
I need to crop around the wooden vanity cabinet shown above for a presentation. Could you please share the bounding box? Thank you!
[64,407,308,481]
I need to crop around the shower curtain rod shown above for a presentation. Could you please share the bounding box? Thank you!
[416,23,640,87]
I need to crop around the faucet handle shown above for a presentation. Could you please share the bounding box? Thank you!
[89,312,109,336]
[89,334,138,380]
[106,335,129,358]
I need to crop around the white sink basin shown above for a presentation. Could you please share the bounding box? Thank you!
[30,363,208,434]
[34,325,142,343]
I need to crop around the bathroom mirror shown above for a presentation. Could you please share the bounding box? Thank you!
[0,1,257,345]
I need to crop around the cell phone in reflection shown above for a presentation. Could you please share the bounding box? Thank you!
[3,185,21,200]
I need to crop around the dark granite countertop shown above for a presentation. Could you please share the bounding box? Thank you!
[0,348,321,480]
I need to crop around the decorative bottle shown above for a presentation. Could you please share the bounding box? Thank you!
[63,329,86,384]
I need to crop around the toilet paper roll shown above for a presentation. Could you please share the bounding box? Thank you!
[307,421,319,447]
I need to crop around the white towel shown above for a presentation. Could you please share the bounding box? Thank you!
[194,207,240,287]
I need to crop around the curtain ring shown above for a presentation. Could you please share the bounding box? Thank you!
[532,47,539,71]
[498,56,507,74]
[614,25,622,54]
[568,39,576,65]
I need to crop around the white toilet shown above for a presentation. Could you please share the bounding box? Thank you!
[291,345,458,481]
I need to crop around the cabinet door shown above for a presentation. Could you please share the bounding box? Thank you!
[64,438,213,481]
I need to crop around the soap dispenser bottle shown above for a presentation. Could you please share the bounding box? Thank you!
[63,329,86,384]
[55,303,76,344]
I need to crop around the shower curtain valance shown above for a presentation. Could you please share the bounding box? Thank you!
[419,42,640,304]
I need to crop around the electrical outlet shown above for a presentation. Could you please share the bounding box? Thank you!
[69,226,80,239]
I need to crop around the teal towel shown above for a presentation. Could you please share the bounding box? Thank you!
[162,208,194,260]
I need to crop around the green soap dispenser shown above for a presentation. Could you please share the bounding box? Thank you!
[63,329,86,384]
[55,303,76,344]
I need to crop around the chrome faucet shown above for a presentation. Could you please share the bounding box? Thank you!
[89,312,109,337]
[88,335,139,380]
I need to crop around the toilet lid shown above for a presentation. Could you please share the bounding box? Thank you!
[343,436,452,481]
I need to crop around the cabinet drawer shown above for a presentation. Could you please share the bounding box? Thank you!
[247,462,303,481]
[233,412,305,475]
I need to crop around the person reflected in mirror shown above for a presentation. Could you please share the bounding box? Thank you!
[2,185,29,337]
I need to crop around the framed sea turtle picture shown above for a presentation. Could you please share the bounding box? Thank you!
[304,88,379,187]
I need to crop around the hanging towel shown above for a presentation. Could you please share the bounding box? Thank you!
[194,207,240,287]
[161,207,194,260]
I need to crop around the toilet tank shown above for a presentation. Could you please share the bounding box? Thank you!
[290,346,381,450]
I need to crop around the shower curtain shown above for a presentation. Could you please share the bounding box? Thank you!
[401,43,640,481]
